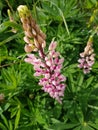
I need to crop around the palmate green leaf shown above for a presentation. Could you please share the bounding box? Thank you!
[0,107,3,115]
[63,123,80,129]
[63,100,73,110]
[85,0,97,8]
[0,0,4,10]
[9,120,13,130]
[14,107,21,129]
[57,24,83,45]
[0,56,17,63]
[89,94,98,101]
[42,0,79,19]
[3,103,10,111]
[50,120,80,130]
[93,83,98,89]
[0,122,7,130]
[95,118,98,124]
[0,115,13,130]
[88,122,98,129]
[0,45,8,63]
[0,84,17,93]
[0,10,2,23]
[0,114,9,129]
[81,125,94,130]
[0,31,23,46]
[73,125,81,130]
[73,124,95,130]
[1,66,21,89]
[93,62,98,69]
[75,105,84,124]
[36,6,49,25]
[41,1,59,19]
[61,0,79,19]
[35,108,46,125]
[85,76,94,88]
[64,64,78,76]
[10,107,18,118]
[0,21,22,33]
[68,73,75,92]
[41,0,70,35]
[27,97,34,109]
[90,0,97,4]
[52,104,62,119]
[77,73,84,87]
[66,102,79,123]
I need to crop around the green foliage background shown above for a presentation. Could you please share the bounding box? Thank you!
[0,0,98,130]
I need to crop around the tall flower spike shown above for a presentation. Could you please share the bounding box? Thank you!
[17,5,46,52]
[17,5,66,103]
[78,37,95,74]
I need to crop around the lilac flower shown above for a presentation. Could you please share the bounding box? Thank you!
[25,41,66,103]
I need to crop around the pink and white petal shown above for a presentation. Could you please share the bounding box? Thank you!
[49,41,57,51]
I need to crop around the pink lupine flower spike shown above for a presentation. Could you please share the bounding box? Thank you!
[25,41,66,103]
[78,37,95,74]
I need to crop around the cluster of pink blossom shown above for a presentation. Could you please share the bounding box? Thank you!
[25,41,66,103]
[78,39,95,74]
[78,53,95,74]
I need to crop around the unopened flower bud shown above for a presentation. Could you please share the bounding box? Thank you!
[49,41,57,51]
[24,44,32,52]
[17,5,31,18]
[39,30,46,40]
[24,36,30,44]
[24,44,36,52]
[7,9,17,33]
[32,29,36,36]
[17,5,46,51]
[29,94,34,99]
[34,39,40,48]
[42,41,46,48]
[37,35,44,44]
[24,31,33,38]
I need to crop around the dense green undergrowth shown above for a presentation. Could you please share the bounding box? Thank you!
[0,0,98,130]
